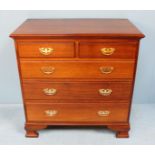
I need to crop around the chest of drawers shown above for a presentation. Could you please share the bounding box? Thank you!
[10,19,144,138]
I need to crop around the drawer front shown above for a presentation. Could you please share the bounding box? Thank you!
[26,103,129,122]
[79,42,137,59]
[23,81,132,100]
[20,60,134,79]
[17,42,75,58]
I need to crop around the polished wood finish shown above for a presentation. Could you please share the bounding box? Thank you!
[79,42,137,59]
[10,19,144,38]
[23,81,132,100]
[18,41,75,58]
[26,103,129,122]
[20,60,134,79]
[10,19,144,138]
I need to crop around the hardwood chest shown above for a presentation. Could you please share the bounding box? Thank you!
[10,19,144,138]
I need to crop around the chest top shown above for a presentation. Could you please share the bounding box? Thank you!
[10,19,144,39]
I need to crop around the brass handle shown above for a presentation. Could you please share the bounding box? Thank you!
[43,88,57,96]
[100,66,114,74]
[39,47,54,55]
[100,48,115,55]
[98,110,110,116]
[45,110,58,117]
[41,66,55,75]
[99,89,112,96]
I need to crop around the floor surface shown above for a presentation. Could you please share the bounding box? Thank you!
[0,104,155,145]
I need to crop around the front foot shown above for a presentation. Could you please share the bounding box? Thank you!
[116,131,129,138]
[107,124,130,138]
[25,123,47,138]
[26,130,39,138]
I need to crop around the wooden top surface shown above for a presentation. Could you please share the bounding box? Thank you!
[10,19,144,38]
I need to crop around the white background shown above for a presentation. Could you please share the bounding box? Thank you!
[0,0,155,152]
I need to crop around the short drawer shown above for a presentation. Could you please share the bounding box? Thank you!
[26,103,129,122]
[17,41,75,58]
[79,42,137,59]
[23,81,132,100]
[20,60,134,79]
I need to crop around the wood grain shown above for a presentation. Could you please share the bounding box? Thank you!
[20,60,135,79]
[79,42,137,59]
[26,102,129,123]
[10,19,145,39]
[17,41,75,58]
[23,81,132,100]
[10,19,145,138]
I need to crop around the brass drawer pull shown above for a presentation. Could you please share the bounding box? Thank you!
[98,110,110,116]
[39,47,54,55]
[100,48,115,55]
[41,66,55,74]
[100,66,114,74]
[45,110,58,117]
[43,88,57,96]
[99,89,112,96]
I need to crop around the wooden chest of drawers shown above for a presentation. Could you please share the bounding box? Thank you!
[10,19,144,138]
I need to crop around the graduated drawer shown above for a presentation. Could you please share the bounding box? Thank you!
[20,60,134,79]
[79,42,137,59]
[17,41,75,58]
[23,81,132,100]
[26,103,129,122]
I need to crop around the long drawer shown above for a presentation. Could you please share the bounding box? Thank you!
[20,60,134,79]
[26,102,129,123]
[79,42,137,59]
[23,81,132,100]
[17,41,75,58]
